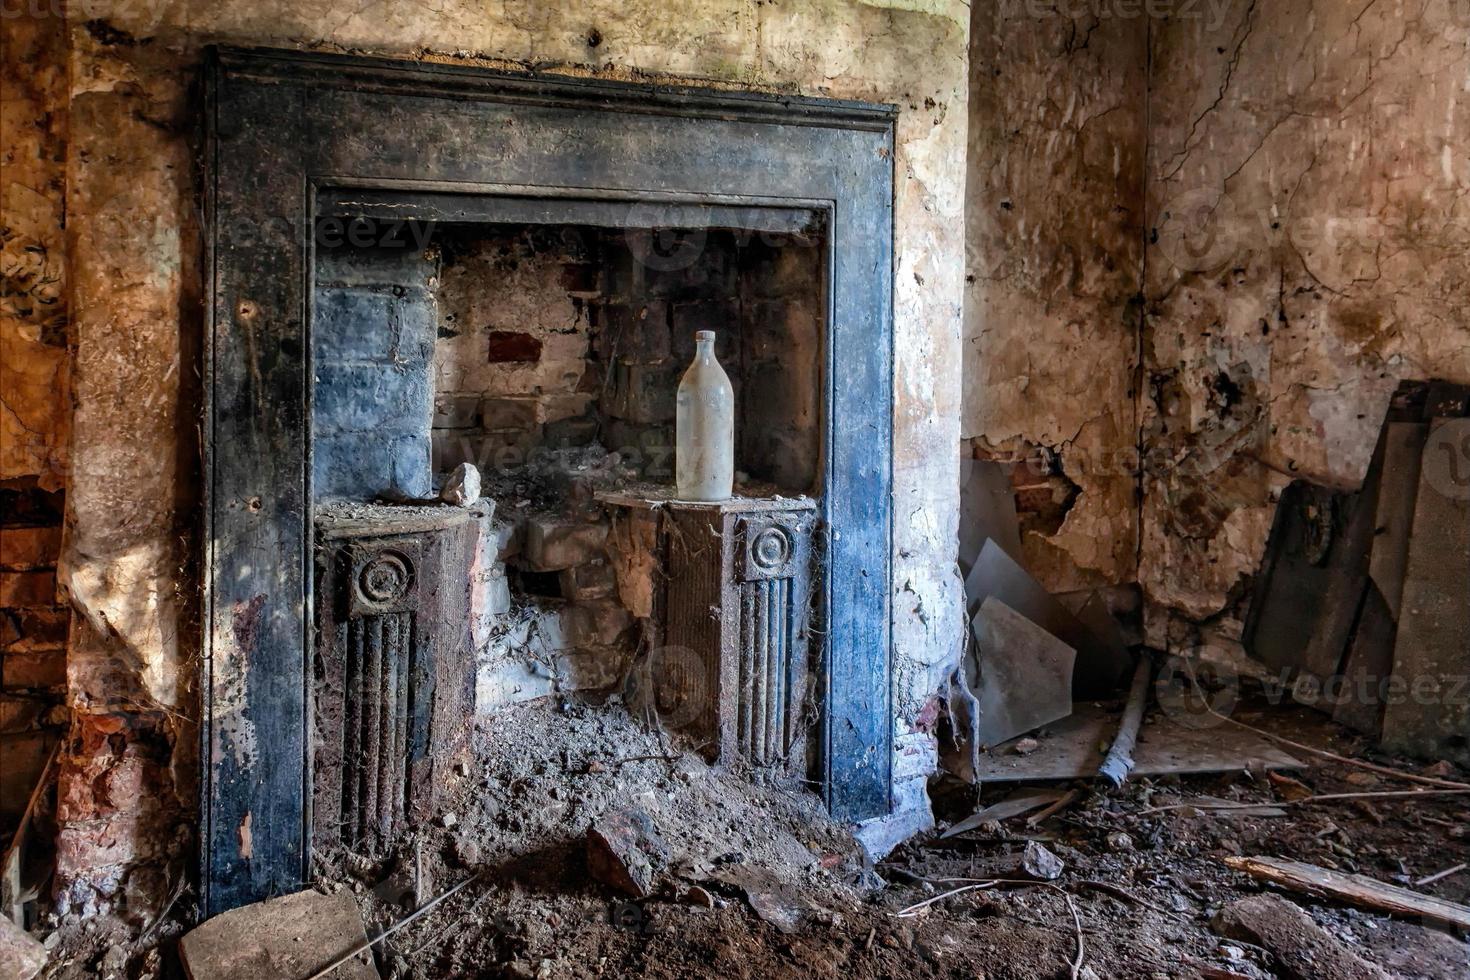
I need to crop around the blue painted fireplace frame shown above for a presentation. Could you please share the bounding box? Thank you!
[202,46,895,915]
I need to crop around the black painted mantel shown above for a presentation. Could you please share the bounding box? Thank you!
[202,46,896,916]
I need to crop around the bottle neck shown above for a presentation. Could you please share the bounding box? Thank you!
[694,340,715,360]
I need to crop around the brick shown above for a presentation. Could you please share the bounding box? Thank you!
[314,432,431,501]
[587,807,671,899]
[0,695,45,734]
[0,911,47,980]
[0,612,19,649]
[475,655,554,713]
[0,570,56,608]
[598,301,670,364]
[4,649,66,690]
[601,361,677,424]
[542,414,600,449]
[0,525,62,570]
[0,731,56,823]
[480,396,540,432]
[486,330,543,363]
[562,598,633,647]
[524,518,609,571]
[313,361,431,434]
[559,561,617,601]
[433,393,482,429]
[314,286,426,363]
[14,607,67,647]
[559,261,601,296]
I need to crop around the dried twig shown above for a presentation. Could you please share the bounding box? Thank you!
[893,881,1000,917]
[1199,699,1470,790]
[1136,788,1470,817]
[1070,879,1182,920]
[1026,788,1083,828]
[891,875,1084,977]
[1415,863,1469,887]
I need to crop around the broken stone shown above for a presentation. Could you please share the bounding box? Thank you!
[177,889,377,980]
[1012,737,1040,756]
[451,835,482,868]
[440,462,481,506]
[524,518,609,571]
[1020,841,1065,881]
[586,807,671,899]
[1212,895,1388,980]
[0,916,47,980]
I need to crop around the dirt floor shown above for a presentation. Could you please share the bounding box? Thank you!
[34,691,1470,979]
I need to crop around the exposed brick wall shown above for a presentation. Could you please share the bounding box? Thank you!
[0,487,67,835]
[432,225,823,493]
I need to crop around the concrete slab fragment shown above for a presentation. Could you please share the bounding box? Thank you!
[178,889,377,980]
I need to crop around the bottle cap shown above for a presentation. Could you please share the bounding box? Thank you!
[695,330,716,342]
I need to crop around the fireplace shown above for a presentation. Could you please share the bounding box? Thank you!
[203,48,895,915]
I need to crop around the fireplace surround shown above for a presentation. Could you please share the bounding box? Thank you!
[203,47,896,915]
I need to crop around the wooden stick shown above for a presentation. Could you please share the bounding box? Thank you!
[1224,856,1470,931]
[1026,788,1082,828]
[303,872,484,980]
[1138,788,1470,816]
[1415,863,1468,888]
[1201,699,1470,791]
[1098,657,1152,788]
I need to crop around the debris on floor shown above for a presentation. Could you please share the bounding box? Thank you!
[176,889,377,980]
[0,914,47,980]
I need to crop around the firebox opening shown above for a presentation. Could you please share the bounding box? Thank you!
[308,211,830,837]
[310,215,827,510]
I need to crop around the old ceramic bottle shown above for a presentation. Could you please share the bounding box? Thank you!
[676,330,735,501]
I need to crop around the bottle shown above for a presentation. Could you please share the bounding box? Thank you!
[676,330,735,501]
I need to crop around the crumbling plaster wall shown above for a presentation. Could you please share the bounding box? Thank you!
[1141,0,1470,644]
[49,0,969,900]
[963,5,1147,593]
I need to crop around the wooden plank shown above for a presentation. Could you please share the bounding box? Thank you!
[939,788,1068,838]
[1224,856,1470,932]
[956,703,1304,783]
[1366,422,1427,620]
[1333,583,1396,737]
[1381,416,1470,768]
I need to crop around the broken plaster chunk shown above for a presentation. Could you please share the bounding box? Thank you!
[440,462,481,506]
[586,807,672,899]
[0,916,47,980]
[177,889,377,980]
[1212,895,1389,980]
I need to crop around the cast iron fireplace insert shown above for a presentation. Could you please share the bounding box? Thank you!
[202,47,896,916]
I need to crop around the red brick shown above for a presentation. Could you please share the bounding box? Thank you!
[0,569,57,607]
[3,648,66,690]
[0,524,62,569]
[15,607,67,647]
[486,330,543,363]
